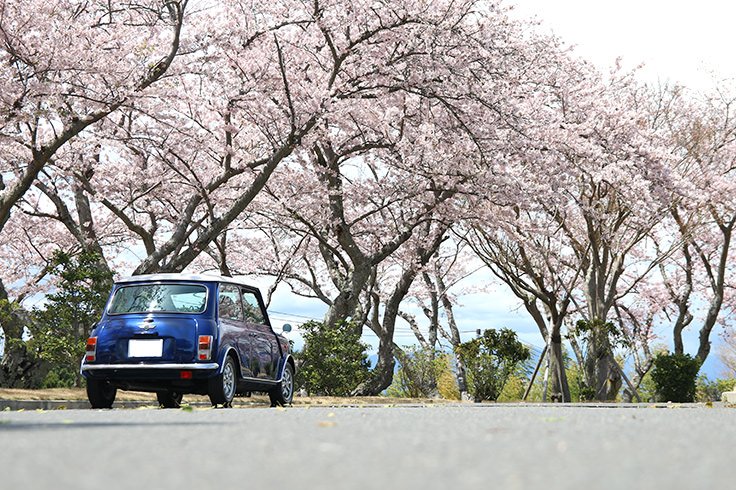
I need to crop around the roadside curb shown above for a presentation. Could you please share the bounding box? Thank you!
[1,399,729,411]
[0,399,429,411]
[0,400,256,411]
[1,400,158,411]
[0,398,293,411]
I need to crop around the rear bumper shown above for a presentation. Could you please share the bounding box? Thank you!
[81,362,220,393]
[82,363,219,371]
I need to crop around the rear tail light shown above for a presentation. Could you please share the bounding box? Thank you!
[198,335,213,361]
[85,337,97,362]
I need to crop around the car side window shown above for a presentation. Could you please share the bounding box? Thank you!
[241,290,266,324]
[218,284,243,321]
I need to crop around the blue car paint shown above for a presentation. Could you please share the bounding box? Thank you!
[81,274,293,396]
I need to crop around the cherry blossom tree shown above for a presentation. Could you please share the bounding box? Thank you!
[651,82,736,364]
[465,204,579,402]
[399,239,481,399]
[716,327,736,379]
[0,0,189,333]
[464,61,679,400]
[13,0,327,280]
[0,0,188,234]
[239,133,464,395]
[7,1,733,401]
[7,0,519,285]
[0,0,190,383]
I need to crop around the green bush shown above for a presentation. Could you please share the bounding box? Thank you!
[566,363,596,402]
[695,376,735,403]
[294,320,371,396]
[41,369,78,389]
[387,346,446,398]
[456,328,530,402]
[0,337,49,388]
[497,372,528,402]
[651,352,701,402]
[436,356,461,400]
[633,371,658,403]
[30,251,113,387]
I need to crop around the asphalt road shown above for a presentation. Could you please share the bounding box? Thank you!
[1,404,734,490]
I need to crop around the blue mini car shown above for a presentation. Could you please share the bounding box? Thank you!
[81,274,295,408]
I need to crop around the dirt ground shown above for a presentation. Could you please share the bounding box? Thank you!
[0,388,453,406]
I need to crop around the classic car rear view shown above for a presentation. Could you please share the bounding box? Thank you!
[81,274,295,409]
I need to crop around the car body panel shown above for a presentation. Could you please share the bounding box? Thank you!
[81,274,292,396]
[93,314,201,364]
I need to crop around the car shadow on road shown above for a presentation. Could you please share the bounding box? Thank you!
[0,420,221,431]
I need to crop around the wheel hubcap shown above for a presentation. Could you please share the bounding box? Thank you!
[223,361,235,400]
[281,368,293,400]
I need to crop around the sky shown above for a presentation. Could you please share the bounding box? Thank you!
[511,0,736,89]
[2,0,735,379]
[492,0,736,378]
[174,0,736,378]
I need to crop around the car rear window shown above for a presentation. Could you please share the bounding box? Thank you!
[108,283,208,314]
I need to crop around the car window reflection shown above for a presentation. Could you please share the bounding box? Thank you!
[109,284,207,314]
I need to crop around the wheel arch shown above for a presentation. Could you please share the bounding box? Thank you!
[280,354,296,381]
[218,346,242,379]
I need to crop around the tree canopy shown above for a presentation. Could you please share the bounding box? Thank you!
[1,0,736,398]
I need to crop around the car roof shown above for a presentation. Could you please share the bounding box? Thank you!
[115,273,258,290]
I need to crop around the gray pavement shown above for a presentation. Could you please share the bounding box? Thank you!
[1,404,734,490]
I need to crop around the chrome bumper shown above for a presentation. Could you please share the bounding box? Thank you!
[81,363,219,371]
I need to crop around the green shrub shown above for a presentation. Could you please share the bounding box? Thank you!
[456,328,530,402]
[497,372,528,402]
[436,356,461,400]
[651,352,701,402]
[31,251,113,387]
[695,376,736,402]
[633,371,658,403]
[294,320,371,396]
[566,363,596,402]
[41,369,78,389]
[387,346,449,398]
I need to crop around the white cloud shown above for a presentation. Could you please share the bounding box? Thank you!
[512,0,736,88]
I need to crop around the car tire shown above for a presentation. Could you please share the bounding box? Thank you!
[269,363,294,407]
[209,356,237,408]
[157,391,184,409]
[87,379,117,409]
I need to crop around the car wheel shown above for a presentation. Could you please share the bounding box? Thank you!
[87,379,117,409]
[209,356,237,408]
[157,391,184,409]
[269,363,294,407]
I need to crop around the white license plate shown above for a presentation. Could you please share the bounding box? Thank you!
[128,339,163,357]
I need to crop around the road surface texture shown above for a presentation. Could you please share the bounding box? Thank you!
[1,404,734,489]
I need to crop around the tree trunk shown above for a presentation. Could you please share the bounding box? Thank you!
[453,352,469,399]
[0,342,49,388]
[352,230,447,396]
[352,335,396,396]
[434,269,468,398]
[696,294,725,363]
[622,359,653,403]
[584,248,622,401]
[548,334,571,402]
[0,280,47,388]
[582,324,622,401]
[523,301,571,403]
[324,267,373,334]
